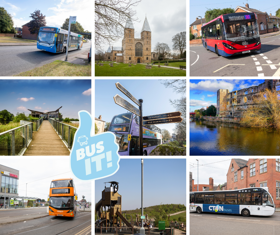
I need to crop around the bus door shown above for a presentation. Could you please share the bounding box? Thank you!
[250,191,263,215]
[130,136,140,155]
[56,34,64,52]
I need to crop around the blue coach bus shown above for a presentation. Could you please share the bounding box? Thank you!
[37,27,83,53]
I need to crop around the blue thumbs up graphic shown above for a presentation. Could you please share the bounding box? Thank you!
[70,111,120,180]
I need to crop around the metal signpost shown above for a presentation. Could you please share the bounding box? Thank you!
[143,111,181,120]
[143,117,183,125]
[65,16,76,61]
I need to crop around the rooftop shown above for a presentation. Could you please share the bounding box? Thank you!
[141,17,151,32]
[234,159,248,168]
[125,18,134,29]
[190,18,206,26]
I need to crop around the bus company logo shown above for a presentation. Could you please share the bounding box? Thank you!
[209,205,223,212]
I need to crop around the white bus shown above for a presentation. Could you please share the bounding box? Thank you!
[190,187,275,216]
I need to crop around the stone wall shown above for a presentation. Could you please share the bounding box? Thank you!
[0,33,14,37]
[190,39,202,45]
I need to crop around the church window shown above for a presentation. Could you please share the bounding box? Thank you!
[115,53,116,56]
[129,57,131,60]
[115,57,116,59]
[147,32,148,35]
[135,42,143,56]
[108,56,110,59]
[146,48,148,51]
[146,57,148,60]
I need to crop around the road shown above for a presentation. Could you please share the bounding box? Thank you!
[0,43,91,76]
[190,33,280,76]
[0,211,91,235]
[0,207,47,220]
[190,212,280,235]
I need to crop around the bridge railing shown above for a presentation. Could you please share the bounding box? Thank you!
[49,119,78,149]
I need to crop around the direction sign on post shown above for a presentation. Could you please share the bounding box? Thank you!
[115,82,140,106]
[143,117,183,125]
[70,16,76,24]
[113,94,140,116]
[143,111,181,121]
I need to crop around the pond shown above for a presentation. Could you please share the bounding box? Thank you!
[190,121,280,155]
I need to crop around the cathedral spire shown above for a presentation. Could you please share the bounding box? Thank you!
[141,17,151,32]
[125,17,134,29]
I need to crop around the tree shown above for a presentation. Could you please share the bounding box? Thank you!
[206,105,216,116]
[14,113,28,123]
[0,7,14,33]
[62,18,85,33]
[172,31,186,58]
[0,110,14,124]
[162,129,171,141]
[276,9,280,18]
[95,0,141,49]
[64,118,71,123]
[205,8,235,22]
[27,10,46,34]
[104,122,111,131]
[95,123,99,134]
[154,43,170,59]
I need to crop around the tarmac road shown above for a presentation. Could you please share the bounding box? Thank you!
[190,33,280,76]
[0,211,91,235]
[190,212,280,235]
[0,43,91,76]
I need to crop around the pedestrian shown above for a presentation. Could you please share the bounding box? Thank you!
[0,203,3,209]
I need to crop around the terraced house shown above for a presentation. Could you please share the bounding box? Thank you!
[217,80,280,117]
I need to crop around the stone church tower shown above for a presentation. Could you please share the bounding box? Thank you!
[122,18,135,64]
[141,17,152,63]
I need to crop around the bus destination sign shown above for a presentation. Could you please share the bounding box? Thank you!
[228,15,251,21]
[115,82,140,106]
[143,117,183,125]
[143,111,181,120]
[114,94,140,116]
[41,27,56,31]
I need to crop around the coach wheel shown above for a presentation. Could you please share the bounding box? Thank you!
[205,43,208,50]
[241,209,250,217]
[215,46,220,56]
[196,207,202,214]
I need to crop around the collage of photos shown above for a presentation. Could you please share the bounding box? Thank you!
[1,0,280,235]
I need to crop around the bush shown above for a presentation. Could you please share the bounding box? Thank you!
[0,110,14,124]
[28,116,39,121]
[14,113,28,122]
[64,117,71,123]
[190,33,195,40]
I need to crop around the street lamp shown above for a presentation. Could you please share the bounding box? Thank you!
[140,159,145,234]
[196,159,199,192]
[198,16,203,37]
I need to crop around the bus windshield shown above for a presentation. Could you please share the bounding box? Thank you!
[111,113,132,125]
[224,21,259,41]
[263,192,274,207]
[49,196,73,209]
[50,180,73,188]
[115,134,129,152]
[38,32,55,44]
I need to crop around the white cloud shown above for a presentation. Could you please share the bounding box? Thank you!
[190,80,235,92]
[190,99,215,107]
[6,2,20,11]
[46,0,91,31]
[201,95,205,100]
[12,17,29,28]
[207,94,215,97]
[43,103,46,105]
[35,106,42,109]
[20,97,34,102]
[82,88,91,96]
[17,106,28,111]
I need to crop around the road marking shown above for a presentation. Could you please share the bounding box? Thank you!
[256,66,263,71]
[213,64,245,73]
[258,73,264,77]
[251,55,255,57]
[253,58,257,61]
[236,219,261,222]
[191,51,199,66]
[270,65,277,70]
[191,215,202,217]
[263,56,268,59]
[75,225,91,235]
[273,68,280,77]
[255,62,260,65]
[266,60,272,64]
[260,54,264,56]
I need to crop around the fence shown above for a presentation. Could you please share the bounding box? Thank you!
[0,118,43,156]
[49,119,78,149]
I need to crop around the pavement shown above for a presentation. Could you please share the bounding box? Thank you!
[190,212,280,235]
[190,33,280,76]
[0,211,91,235]
[0,43,37,46]
[0,42,91,76]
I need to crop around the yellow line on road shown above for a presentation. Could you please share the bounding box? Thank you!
[213,64,245,73]
[75,225,91,235]
[273,68,280,77]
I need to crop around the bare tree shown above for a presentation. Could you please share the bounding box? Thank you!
[153,43,170,59]
[162,79,186,94]
[95,0,141,49]
[172,31,186,58]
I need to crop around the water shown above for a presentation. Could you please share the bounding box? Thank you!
[190,121,280,155]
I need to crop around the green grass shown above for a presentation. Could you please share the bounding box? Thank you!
[0,122,21,133]
[16,60,91,76]
[95,62,186,76]
[158,62,186,68]
[169,212,186,221]
[0,36,36,43]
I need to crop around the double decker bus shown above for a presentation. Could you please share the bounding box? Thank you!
[190,187,275,217]
[109,113,162,156]
[48,178,77,218]
[202,12,261,57]
[37,27,83,53]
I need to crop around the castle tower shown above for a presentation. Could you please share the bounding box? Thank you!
[122,18,135,64]
[217,89,229,116]
[141,17,151,63]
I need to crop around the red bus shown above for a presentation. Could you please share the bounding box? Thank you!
[202,12,261,57]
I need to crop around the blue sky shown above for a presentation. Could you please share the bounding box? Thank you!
[0,80,91,119]
[1,0,91,31]
[190,0,280,24]
[95,159,186,210]
[190,79,265,111]
[95,79,186,135]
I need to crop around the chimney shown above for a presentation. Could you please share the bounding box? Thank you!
[245,3,249,8]
[209,177,214,190]
[270,13,272,16]
[98,115,102,120]
[196,17,198,20]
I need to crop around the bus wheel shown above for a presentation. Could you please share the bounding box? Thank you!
[143,151,147,156]
[205,43,208,50]
[215,46,220,56]
[196,207,202,214]
[241,209,250,217]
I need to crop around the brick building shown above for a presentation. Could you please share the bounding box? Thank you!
[227,159,280,208]
[191,175,215,191]
[104,17,152,64]
[190,18,206,38]
[22,23,38,40]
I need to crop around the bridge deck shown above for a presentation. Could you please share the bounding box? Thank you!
[24,120,70,156]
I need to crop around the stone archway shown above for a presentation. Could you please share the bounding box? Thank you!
[137,58,141,63]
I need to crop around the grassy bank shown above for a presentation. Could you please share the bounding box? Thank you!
[0,36,36,43]
[0,122,21,133]
[16,60,91,76]
[169,211,186,221]
[95,62,186,76]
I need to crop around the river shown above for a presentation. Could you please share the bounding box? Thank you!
[190,121,280,155]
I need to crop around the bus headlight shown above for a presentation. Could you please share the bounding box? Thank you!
[222,42,236,50]
[67,210,73,213]
[49,207,54,212]
[255,41,261,46]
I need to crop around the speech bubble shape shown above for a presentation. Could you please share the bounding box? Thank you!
[70,111,120,180]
